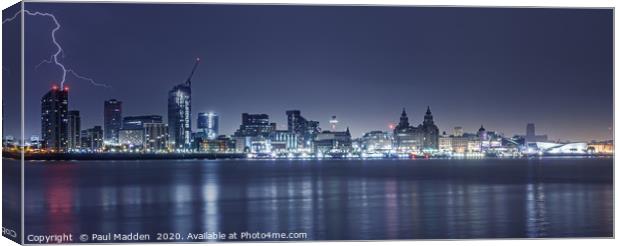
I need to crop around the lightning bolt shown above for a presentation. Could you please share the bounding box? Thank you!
[3,9,110,88]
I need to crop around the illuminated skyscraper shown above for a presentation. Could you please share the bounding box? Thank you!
[197,112,219,140]
[118,115,163,147]
[286,110,320,148]
[67,110,81,150]
[144,123,168,151]
[81,126,103,151]
[234,113,275,137]
[168,58,200,150]
[40,85,68,152]
[104,99,122,144]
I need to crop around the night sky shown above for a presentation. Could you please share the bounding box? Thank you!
[3,3,613,141]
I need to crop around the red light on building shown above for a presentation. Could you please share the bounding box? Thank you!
[64,86,69,91]
[52,85,58,90]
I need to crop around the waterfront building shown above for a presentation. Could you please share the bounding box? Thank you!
[67,110,81,151]
[286,110,321,148]
[392,107,442,152]
[144,123,168,151]
[168,58,200,151]
[477,125,488,141]
[526,142,588,155]
[231,112,275,154]
[360,131,393,153]
[525,123,548,143]
[117,115,163,149]
[588,140,614,154]
[234,136,271,153]
[197,112,219,140]
[167,82,191,150]
[118,129,145,147]
[2,136,16,148]
[438,134,453,152]
[123,115,163,129]
[29,136,43,150]
[103,99,122,144]
[467,139,482,152]
[421,107,440,150]
[199,135,235,153]
[41,85,68,152]
[234,113,276,138]
[453,126,464,137]
[393,108,421,151]
[269,130,298,152]
[440,132,483,154]
[81,126,103,151]
[313,128,352,155]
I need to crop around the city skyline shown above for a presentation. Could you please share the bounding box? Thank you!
[3,3,613,141]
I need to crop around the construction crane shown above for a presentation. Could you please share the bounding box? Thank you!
[185,57,201,86]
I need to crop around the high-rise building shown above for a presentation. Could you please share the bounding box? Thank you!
[286,110,320,148]
[197,112,219,140]
[122,115,163,129]
[168,58,200,150]
[524,123,548,143]
[104,99,122,144]
[81,126,103,151]
[41,85,68,152]
[526,123,535,138]
[234,113,275,137]
[67,110,81,150]
[119,115,164,148]
[144,123,168,151]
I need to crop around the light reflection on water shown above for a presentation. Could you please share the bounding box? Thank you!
[20,158,613,241]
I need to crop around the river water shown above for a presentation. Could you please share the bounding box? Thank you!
[9,157,614,242]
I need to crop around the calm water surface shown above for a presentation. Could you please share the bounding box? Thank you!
[17,158,614,241]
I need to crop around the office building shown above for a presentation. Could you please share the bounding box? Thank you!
[144,122,168,151]
[197,112,219,140]
[81,126,103,151]
[123,115,163,129]
[360,131,393,152]
[286,110,321,148]
[103,99,122,144]
[313,128,352,155]
[67,110,81,150]
[234,113,275,137]
[118,115,163,148]
[269,130,298,152]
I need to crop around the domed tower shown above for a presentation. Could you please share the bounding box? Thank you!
[398,108,410,128]
[421,106,439,150]
[423,106,434,126]
[478,125,487,141]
